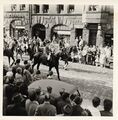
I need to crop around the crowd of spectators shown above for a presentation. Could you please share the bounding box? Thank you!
[3,59,113,116]
[70,37,113,68]
[3,35,113,116]
[4,35,113,68]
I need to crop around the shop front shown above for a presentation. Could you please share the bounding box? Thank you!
[10,20,26,39]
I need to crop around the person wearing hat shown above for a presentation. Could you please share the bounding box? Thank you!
[71,96,87,116]
[6,93,27,116]
[35,93,57,116]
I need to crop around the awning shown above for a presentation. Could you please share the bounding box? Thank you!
[56,30,71,35]
[11,20,25,29]
[15,26,25,29]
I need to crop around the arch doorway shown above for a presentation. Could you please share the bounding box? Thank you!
[32,24,46,41]
[51,24,71,42]
[10,20,25,39]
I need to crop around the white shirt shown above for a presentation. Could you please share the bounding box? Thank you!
[87,106,101,116]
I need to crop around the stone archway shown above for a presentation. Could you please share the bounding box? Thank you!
[51,24,71,41]
[32,24,46,41]
[9,20,25,39]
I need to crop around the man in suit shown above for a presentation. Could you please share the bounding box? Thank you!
[6,93,27,116]
[34,93,57,116]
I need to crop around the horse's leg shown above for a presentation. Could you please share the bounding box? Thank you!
[37,62,40,70]
[55,65,60,80]
[16,52,18,60]
[10,56,15,66]
[47,66,53,78]
[64,59,68,70]
[32,61,37,70]
[8,57,10,66]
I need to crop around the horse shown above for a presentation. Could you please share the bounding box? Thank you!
[60,47,70,70]
[3,43,15,66]
[27,43,42,61]
[32,51,62,80]
[60,46,76,69]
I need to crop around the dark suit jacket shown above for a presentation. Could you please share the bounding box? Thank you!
[6,104,27,116]
[71,105,84,116]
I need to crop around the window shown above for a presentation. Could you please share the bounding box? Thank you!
[20,4,26,11]
[89,5,98,11]
[34,5,40,13]
[11,4,17,11]
[43,5,49,13]
[57,5,64,13]
[68,5,74,13]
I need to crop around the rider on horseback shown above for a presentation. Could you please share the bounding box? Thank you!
[40,38,59,63]
[44,39,52,61]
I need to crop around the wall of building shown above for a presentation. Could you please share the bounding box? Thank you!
[4,4,30,38]
[4,4,113,46]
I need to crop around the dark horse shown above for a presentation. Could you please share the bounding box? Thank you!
[3,44,15,66]
[32,52,61,80]
[60,46,74,69]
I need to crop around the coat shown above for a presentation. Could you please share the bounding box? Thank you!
[35,102,57,116]
[71,105,85,116]
[6,104,27,116]
[25,99,39,116]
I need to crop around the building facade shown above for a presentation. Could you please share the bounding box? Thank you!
[4,4,113,46]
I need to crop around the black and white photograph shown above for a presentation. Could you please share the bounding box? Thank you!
[3,3,113,116]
